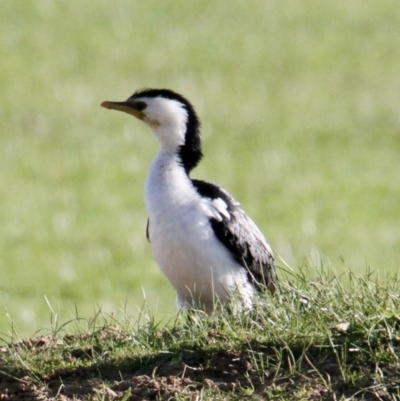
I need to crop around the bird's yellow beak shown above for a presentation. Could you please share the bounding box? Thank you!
[101,100,145,120]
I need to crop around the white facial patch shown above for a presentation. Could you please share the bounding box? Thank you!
[139,97,189,151]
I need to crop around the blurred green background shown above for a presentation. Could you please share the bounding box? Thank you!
[1,1,399,338]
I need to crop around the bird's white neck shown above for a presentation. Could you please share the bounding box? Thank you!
[145,150,195,220]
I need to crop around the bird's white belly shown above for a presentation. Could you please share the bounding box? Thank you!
[149,205,252,311]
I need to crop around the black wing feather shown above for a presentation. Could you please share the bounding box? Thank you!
[192,179,277,293]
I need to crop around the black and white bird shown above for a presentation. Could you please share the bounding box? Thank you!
[101,88,277,313]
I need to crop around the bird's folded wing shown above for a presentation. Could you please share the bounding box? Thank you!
[192,179,277,292]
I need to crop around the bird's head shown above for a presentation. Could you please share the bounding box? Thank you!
[101,88,202,173]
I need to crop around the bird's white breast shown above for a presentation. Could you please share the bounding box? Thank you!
[145,151,254,311]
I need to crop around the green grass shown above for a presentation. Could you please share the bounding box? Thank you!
[1,266,400,400]
[1,0,400,337]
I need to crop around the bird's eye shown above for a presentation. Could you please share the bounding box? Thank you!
[134,101,147,111]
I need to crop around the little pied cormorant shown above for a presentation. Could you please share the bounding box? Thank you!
[101,88,277,312]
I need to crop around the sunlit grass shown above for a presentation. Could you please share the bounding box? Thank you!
[1,0,400,336]
[1,265,399,399]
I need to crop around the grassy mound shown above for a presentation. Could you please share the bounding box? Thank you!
[1,266,400,400]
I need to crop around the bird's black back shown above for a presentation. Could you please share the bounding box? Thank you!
[191,179,277,293]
